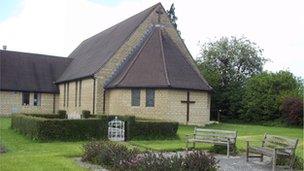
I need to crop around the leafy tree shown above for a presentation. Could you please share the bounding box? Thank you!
[241,70,303,122]
[196,36,267,120]
[280,97,303,126]
[166,3,181,35]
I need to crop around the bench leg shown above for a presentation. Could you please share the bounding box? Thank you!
[260,154,263,162]
[227,142,230,158]
[186,141,188,151]
[289,155,295,170]
[193,142,195,149]
[246,141,249,162]
[272,150,277,171]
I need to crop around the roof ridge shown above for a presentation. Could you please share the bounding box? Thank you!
[92,3,160,77]
[114,27,157,86]
[159,28,170,86]
[163,31,212,90]
[0,50,67,59]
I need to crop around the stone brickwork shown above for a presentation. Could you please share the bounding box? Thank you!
[0,91,57,115]
[105,89,210,126]
[58,78,94,114]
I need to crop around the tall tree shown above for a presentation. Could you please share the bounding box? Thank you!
[196,36,267,120]
[166,3,181,35]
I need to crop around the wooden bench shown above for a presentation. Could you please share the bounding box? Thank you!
[246,133,298,171]
[185,128,237,157]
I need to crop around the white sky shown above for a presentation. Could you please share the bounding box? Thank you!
[0,0,303,77]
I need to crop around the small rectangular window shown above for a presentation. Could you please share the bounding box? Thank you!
[33,93,41,106]
[79,80,82,107]
[63,83,66,107]
[67,82,69,107]
[75,81,78,107]
[146,89,155,107]
[131,89,140,106]
[22,92,30,106]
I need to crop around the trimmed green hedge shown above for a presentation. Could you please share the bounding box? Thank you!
[11,114,178,141]
[133,121,179,139]
[24,113,61,119]
[12,114,106,141]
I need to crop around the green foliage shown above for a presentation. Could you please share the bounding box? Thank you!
[58,110,67,119]
[11,114,106,141]
[280,97,303,126]
[132,121,179,139]
[197,36,267,119]
[81,110,91,118]
[24,113,61,119]
[166,3,181,35]
[82,141,218,171]
[241,71,303,123]
[11,114,178,141]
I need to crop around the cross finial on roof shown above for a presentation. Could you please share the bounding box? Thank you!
[155,8,163,24]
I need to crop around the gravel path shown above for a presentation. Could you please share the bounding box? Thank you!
[75,152,291,171]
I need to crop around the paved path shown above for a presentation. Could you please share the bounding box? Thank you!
[75,153,291,171]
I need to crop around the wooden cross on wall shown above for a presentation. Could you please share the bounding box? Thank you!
[181,91,195,123]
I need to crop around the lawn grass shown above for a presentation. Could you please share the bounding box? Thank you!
[130,124,304,158]
[0,118,86,171]
[1,117,303,171]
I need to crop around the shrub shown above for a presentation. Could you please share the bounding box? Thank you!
[280,97,303,126]
[82,140,140,168]
[132,121,178,139]
[11,114,106,141]
[24,113,60,119]
[82,110,91,118]
[58,110,67,119]
[0,144,7,153]
[183,151,218,171]
[82,141,219,171]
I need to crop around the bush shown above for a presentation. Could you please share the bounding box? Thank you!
[58,110,67,119]
[82,140,140,168]
[82,110,91,118]
[24,113,60,119]
[280,97,303,126]
[82,141,219,171]
[12,114,107,141]
[132,121,178,139]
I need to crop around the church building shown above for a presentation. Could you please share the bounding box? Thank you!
[0,3,212,125]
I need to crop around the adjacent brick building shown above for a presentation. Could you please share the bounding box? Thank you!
[0,3,212,125]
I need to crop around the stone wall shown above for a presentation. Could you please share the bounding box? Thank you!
[58,78,94,114]
[105,88,210,126]
[0,91,57,115]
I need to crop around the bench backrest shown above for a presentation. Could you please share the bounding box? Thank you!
[194,128,237,143]
[263,134,298,154]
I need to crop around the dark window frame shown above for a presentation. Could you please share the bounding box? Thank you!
[63,83,66,107]
[67,82,69,107]
[131,89,140,106]
[79,80,82,107]
[22,92,30,106]
[75,81,78,107]
[146,89,155,107]
[33,93,41,106]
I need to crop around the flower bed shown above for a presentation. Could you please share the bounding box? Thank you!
[82,140,219,171]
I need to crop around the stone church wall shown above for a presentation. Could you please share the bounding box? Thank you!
[0,91,57,115]
[58,78,94,114]
[105,89,210,126]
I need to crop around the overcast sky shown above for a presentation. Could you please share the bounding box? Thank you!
[0,0,303,77]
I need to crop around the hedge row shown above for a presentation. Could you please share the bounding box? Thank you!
[24,113,61,119]
[11,114,179,141]
[11,114,107,141]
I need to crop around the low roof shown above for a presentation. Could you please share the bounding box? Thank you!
[0,50,71,93]
[56,3,160,83]
[105,27,212,91]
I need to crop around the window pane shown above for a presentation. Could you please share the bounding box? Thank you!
[22,92,30,105]
[33,93,41,106]
[146,89,155,107]
[131,89,140,106]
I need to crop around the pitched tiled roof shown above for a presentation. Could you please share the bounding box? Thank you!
[56,3,160,83]
[0,50,71,93]
[105,27,212,91]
